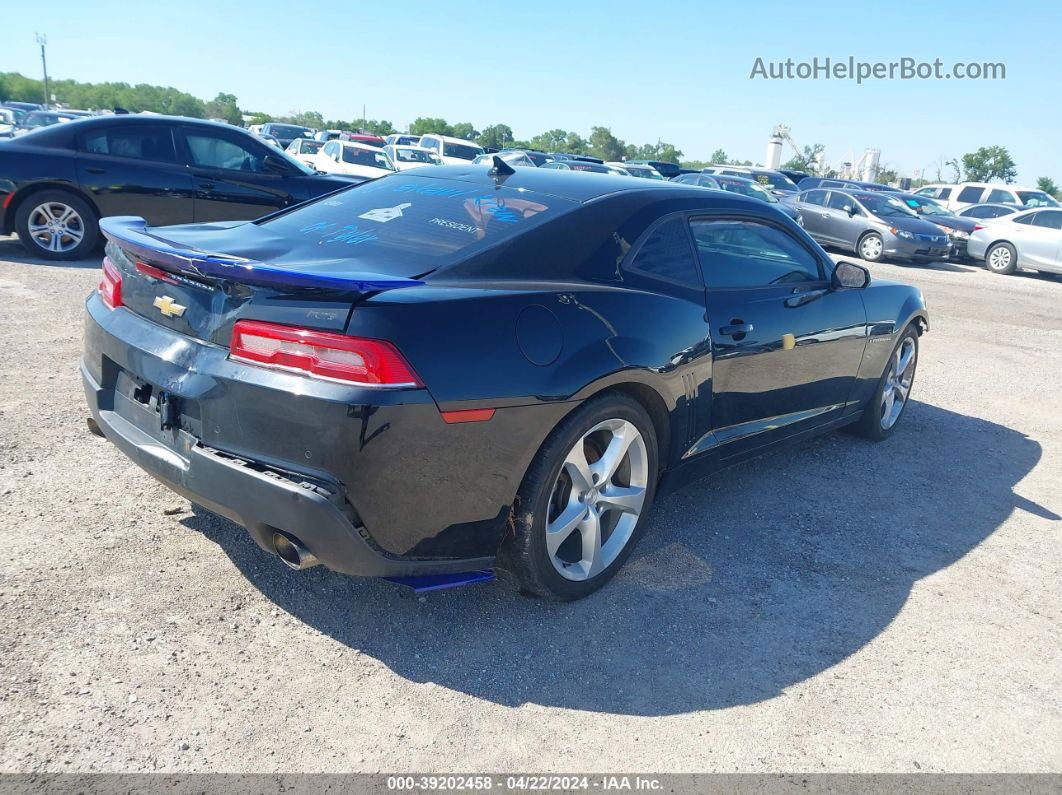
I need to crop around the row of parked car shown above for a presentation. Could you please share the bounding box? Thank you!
[2,106,1060,275]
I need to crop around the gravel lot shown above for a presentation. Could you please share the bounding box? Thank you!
[1,232,1060,774]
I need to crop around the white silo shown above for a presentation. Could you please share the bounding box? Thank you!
[862,148,881,182]
[765,130,783,170]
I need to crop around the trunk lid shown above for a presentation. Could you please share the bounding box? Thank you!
[100,216,425,346]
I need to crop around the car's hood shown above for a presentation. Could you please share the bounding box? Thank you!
[923,215,978,234]
[318,160,394,179]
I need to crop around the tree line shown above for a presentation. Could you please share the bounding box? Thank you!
[2,71,1057,193]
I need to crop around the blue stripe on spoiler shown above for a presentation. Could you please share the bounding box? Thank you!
[99,216,424,293]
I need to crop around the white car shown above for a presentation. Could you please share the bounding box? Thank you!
[966,207,1062,276]
[915,182,1059,211]
[606,162,662,179]
[285,137,326,167]
[471,151,537,168]
[385,133,422,147]
[384,144,442,171]
[311,140,396,179]
[418,134,484,165]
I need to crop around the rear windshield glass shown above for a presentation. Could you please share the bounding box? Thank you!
[259,174,574,264]
[1016,190,1059,208]
[443,142,483,160]
[267,124,310,139]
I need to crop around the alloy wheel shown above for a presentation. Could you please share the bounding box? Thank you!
[880,337,916,430]
[545,418,649,581]
[27,201,85,254]
[988,246,1012,271]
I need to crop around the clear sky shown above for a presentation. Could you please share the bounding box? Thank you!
[4,0,1059,183]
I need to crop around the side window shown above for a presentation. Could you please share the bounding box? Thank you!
[821,180,843,188]
[184,132,265,172]
[80,125,176,162]
[421,136,437,152]
[323,141,337,159]
[690,218,823,289]
[1014,213,1036,225]
[986,188,1013,203]
[914,187,936,197]
[625,218,700,287]
[801,189,827,206]
[957,186,985,203]
[1032,211,1062,229]
[938,188,952,199]
[826,192,853,211]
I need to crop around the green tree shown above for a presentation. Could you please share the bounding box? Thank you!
[588,126,626,162]
[680,159,711,171]
[1035,176,1059,198]
[877,168,899,185]
[529,128,571,153]
[409,117,452,136]
[478,123,514,150]
[709,148,728,165]
[624,140,683,164]
[450,122,478,141]
[289,110,325,129]
[961,146,1017,183]
[782,143,824,173]
[204,92,242,125]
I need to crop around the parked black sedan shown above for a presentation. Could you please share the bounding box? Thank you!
[886,192,978,259]
[83,166,928,600]
[0,115,362,260]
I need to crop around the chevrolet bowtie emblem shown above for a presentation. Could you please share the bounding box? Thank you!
[153,295,186,318]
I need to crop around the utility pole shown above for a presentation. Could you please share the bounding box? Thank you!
[36,33,50,109]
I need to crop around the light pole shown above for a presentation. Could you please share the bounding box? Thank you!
[36,33,50,109]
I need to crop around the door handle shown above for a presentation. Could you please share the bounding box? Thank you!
[719,322,753,337]
[785,288,829,307]
[85,167,105,174]
[198,182,216,190]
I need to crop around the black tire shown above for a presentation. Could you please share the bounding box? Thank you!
[857,231,885,263]
[847,325,919,441]
[985,242,1018,275]
[497,393,659,600]
[14,190,99,261]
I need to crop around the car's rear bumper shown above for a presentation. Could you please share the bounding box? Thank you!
[81,294,556,576]
[884,235,950,261]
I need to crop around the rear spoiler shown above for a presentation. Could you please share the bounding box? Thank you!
[99,216,424,293]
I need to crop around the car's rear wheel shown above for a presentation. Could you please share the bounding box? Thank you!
[858,232,885,263]
[985,242,1018,275]
[14,190,99,260]
[498,394,658,600]
[848,326,919,441]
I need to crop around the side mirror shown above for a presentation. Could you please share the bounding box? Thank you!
[833,260,870,289]
[262,154,290,174]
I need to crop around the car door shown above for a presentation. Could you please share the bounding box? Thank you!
[75,123,195,225]
[1014,211,1062,270]
[793,189,830,240]
[690,215,868,458]
[823,190,866,249]
[177,126,302,222]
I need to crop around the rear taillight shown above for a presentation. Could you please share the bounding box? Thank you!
[229,320,422,388]
[98,256,122,309]
[973,224,985,232]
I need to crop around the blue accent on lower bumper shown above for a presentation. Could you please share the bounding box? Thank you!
[383,570,497,592]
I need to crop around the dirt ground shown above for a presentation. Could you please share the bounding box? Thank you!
[1,234,1060,773]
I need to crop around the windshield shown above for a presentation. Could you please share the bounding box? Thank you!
[341,145,394,170]
[855,193,916,218]
[395,148,439,163]
[1016,191,1060,208]
[754,171,798,192]
[899,196,950,216]
[718,177,777,202]
[259,174,571,267]
[22,112,61,128]
[442,142,483,160]
[569,162,611,173]
[298,140,323,154]
[266,124,310,139]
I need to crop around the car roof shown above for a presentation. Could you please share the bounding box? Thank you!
[337,140,383,151]
[424,134,481,146]
[402,163,725,204]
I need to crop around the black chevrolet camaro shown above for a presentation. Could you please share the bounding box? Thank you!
[0,115,361,261]
[82,164,928,600]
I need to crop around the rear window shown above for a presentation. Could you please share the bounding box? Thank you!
[266,124,310,139]
[442,142,483,160]
[958,186,984,203]
[259,174,573,264]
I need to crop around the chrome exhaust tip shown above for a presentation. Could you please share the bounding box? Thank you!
[272,531,319,570]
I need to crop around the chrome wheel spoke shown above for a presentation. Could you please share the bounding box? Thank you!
[597,485,645,516]
[563,445,593,493]
[590,422,635,483]
[579,509,603,578]
[56,206,76,225]
[47,233,64,252]
[28,223,49,235]
[545,502,584,556]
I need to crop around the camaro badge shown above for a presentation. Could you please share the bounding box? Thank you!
[153,296,186,318]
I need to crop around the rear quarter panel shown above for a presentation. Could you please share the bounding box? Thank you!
[0,143,81,232]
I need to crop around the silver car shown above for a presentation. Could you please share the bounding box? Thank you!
[966,207,1062,275]
[786,188,949,262]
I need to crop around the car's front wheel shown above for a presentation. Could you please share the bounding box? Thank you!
[498,394,659,600]
[858,232,885,263]
[986,242,1018,275]
[848,326,919,441]
[14,190,99,260]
